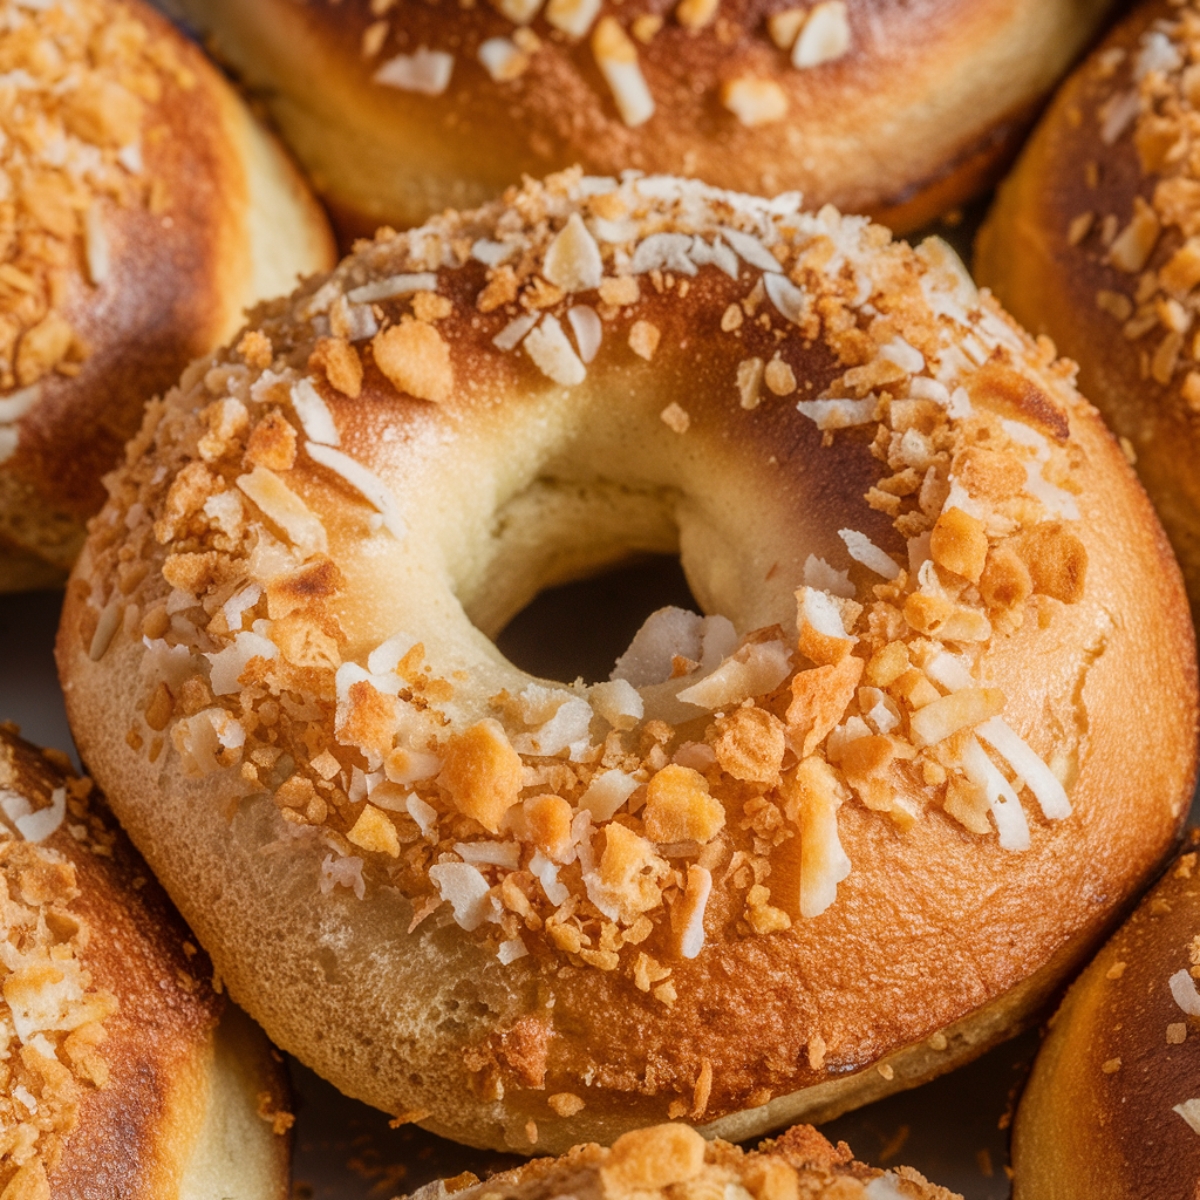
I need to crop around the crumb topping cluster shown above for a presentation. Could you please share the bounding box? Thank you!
[1071,0,1200,416]
[81,170,1088,1010]
[355,0,851,132]
[1159,851,1200,1136]
[0,742,116,1194]
[409,1121,958,1200]
[0,0,192,460]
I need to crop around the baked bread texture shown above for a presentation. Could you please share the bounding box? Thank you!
[0,0,335,591]
[977,0,1200,617]
[163,0,1115,240]
[57,171,1197,1154]
[0,724,291,1198]
[1012,832,1200,1198]
[406,1121,961,1200]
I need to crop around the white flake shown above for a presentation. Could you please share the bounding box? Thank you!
[347,273,439,304]
[291,378,340,446]
[306,442,405,539]
[374,48,454,95]
[838,529,900,579]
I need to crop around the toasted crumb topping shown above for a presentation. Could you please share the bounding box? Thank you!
[406,1122,960,1200]
[1074,3,1200,417]
[0,740,117,1191]
[81,170,1088,1008]
[336,0,857,131]
[0,0,192,462]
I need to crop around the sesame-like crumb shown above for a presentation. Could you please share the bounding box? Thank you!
[1076,4,1200,420]
[0,755,118,1190]
[426,1121,955,1200]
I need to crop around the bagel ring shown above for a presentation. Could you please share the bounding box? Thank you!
[163,0,1116,239]
[0,725,290,1198]
[58,171,1197,1154]
[977,0,1200,616]
[0,0,334,590]
[1011,832,1200,1196]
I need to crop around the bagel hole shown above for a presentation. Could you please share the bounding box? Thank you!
[495,555,699,685]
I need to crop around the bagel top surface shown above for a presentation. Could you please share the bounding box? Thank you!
[975,0,1200,606]
[0,724,272,1198]
[0,0,333,572]
[411,1121,960,1200]
[59,170,1196,1149]
[168,0,1114,235]
[1012,834,1200,1197]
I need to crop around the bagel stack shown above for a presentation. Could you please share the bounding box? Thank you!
[406,1121,961,1200]
[55,170,1198,1154]
[0,0,335,592]
[1012,834,1200,1197]
[977,0,1200,613]
[163,0,1115,239]
[0,724,290,1198]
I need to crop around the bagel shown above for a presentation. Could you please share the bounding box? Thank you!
[0,724,290,1198]
[0,0,334,592]
[162,0,1115,240]
[1011,831,1200,1197]
[976,0,1200,615]
[406,1121,960,1200]
[57,170,1197,1154]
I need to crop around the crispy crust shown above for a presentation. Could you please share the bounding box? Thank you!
[976,0,1200,619]
[0,0,334,589]
[57,172,1197,1154]
[1011,832,1200,1198]
[0,728,290,1198]
[165,0,1114,240]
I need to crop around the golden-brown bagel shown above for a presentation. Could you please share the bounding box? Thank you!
[1011,832,1200,1198]
[163,0,1115,241]
[0,0,335,592]
[976,0,1200,618]
[0,725,291,1198]
[57,171,1196,1154]
[407,1121,960,1200]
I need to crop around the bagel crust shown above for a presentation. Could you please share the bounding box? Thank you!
[977,0,1200,617]
[0,727,290,1198]
[58,171,1197,1153]
[0,0,334,589]
[1012,833,1200,1198]
[163,0,1115,238]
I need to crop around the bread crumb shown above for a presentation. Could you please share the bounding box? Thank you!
[629,320,660,360]
[660,402,690,433]
[765,356,797,395]
[631,13,663,42]
[676,0,718,30]
[691,1058,713,1118]
[599,275,639,306]
[309,337,363,398]
[373,318,453,403]
[238,331,273,369]
[548,1092,585,1116]
[721,78,788,127]
[738,357,764,409]
[807,1034,827,1070]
